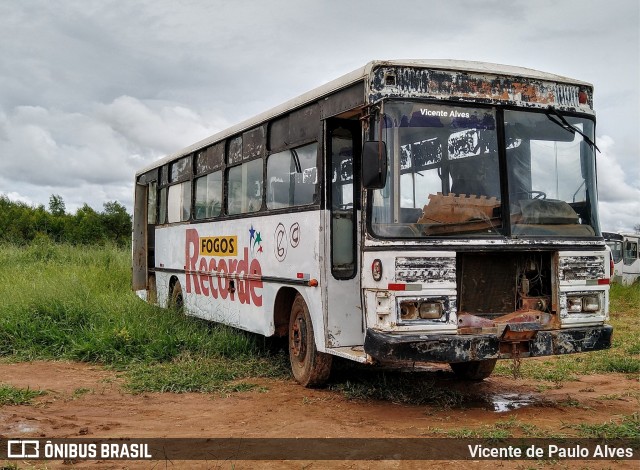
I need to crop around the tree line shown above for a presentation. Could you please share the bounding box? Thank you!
[0,194,132,247]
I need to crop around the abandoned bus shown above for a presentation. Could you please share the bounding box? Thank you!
[604,232,640,285]
[603,232,624,283]
[133,60,612,386]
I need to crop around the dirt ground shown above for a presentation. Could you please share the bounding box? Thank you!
[0,361,638,469]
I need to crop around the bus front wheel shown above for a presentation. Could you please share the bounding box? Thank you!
[449,359,497,381]
[289,294,332,387]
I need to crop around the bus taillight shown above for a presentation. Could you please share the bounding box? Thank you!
[610,255,615,278]
[372,259,382,281]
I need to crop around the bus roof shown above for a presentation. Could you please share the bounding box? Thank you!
[137,59,592,176]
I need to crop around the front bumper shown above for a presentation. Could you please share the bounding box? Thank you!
[364,325,613,363]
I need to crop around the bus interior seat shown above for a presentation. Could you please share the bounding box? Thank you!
[400,207,424,223]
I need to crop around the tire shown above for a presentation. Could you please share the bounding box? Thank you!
[289,294,332,387]
[169,281,184,312]
[450,359,497,381]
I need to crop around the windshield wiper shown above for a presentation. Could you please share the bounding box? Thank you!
[545,106,600,152]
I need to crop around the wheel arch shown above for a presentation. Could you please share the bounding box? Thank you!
[168,275,183,309]
[169,275,180,297]
[273,286,298,337]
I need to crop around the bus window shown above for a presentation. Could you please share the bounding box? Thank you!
[194,171,222,219]
[227,159,263,215]
[607,240,623,264]
[243,126,265,160]
[228,136,243,165]
[624,241,638,265]
[167,181,191,223]
[267,143,318,209]
[330,124,357,278]
[196,143,224,174]
[158,187,167,224]
[170,156,192,182]
[147,181,157,224]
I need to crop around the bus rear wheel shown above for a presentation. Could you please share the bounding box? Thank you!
[289,294,332,387]
[449,359,497,381]
[169,281,184,312]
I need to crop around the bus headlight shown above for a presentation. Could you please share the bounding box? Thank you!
[582,295,600,312]
[566,294,601,314]
[399,298,445,321]
[418,301,443,319]
[567,296,583,313]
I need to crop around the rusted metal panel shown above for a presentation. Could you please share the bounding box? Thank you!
[458,310,557,335]
[530,325,613,356]
[458,253,518,314]
[364,329,499,363]
[364,324,612,363]
[395,256,455,283]
[369,66,593,112]
[319,82,365,119]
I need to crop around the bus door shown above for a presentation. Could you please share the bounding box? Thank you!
[132,174,158,300]
[324,119,363,347]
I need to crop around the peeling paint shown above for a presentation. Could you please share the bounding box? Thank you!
[365,325,612,363]
[369,66,593,112]
[395,257,455,283]
[558,255,605,280]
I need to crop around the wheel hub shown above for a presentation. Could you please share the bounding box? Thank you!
[291,312,307,361]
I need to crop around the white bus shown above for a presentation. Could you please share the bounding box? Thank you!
[621,234,640,285]
[133,60,613,386]
[604,232,624,283]
[605,232,640,285]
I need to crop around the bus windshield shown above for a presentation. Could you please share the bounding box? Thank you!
[369,101,599,238]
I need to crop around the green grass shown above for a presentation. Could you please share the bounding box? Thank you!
[0,241,288,392]
[427,413,640,439]
[566,412,640,439]
[0,384,46,406]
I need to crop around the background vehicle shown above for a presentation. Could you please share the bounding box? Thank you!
[133,60,612,386]
[603,232,624,283]
[620,233,640,285]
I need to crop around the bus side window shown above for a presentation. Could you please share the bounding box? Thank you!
[167,181,191,223]
[195,171,222,219]
[624,241,638,265]
[227,159,263,215]
[147,181,157,224]
[158,187,167,224]
[330,123,357,279]
[267,143,318,209]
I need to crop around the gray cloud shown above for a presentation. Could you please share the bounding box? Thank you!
[0,0,638,230]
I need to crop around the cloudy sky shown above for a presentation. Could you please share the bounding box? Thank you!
[1,0,638,232]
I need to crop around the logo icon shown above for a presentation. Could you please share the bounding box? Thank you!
[8,440,40,458]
